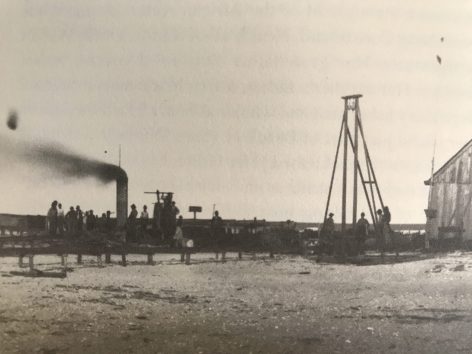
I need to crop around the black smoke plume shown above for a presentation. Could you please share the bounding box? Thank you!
[0,135,127,183]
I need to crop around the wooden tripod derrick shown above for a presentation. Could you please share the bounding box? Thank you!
[323,94,385,233]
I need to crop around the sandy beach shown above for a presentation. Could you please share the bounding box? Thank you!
[1,252,472,353]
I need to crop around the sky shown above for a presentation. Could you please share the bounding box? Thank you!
[0,1,472,223]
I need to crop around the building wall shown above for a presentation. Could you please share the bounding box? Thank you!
[427,144,472,239]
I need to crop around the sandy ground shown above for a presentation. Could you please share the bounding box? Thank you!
[1,251,472,353]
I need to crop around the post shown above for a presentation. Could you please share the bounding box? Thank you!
[28,255,34,271]
[185,251,191,265]
[323,118,345,222]
[105,253,111,264]
[147,253,153,265]
[77,254,82,264]
[180,253,185,263]
[18,256,24,268]
[352,98,359,226]
[62,255,68,272]
[121,253,127,266]
[342,101,348,233]
[238,251,242,260]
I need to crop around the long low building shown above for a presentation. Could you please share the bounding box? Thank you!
[425,139,472,239]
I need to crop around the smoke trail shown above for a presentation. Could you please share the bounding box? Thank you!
[0,135,127,183]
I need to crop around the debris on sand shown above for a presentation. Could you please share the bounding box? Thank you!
[452,264,465,272]
[429,264,446,273]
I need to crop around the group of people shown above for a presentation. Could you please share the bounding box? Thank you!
[46,196,227,251]
[47,200,114,236]
[322,206,392,256]
[126,194,182,245]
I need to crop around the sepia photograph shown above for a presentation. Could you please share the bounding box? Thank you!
[1,1,472,353]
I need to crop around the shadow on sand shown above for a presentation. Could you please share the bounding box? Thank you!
[312,252,436,266]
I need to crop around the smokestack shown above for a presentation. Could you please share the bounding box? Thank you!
[116,174,128,228]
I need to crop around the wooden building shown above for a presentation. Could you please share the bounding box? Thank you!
[425,139,472,240]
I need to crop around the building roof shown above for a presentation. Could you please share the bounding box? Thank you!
[424,138,472,185]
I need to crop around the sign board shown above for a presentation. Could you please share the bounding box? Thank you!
[189,206,202,213]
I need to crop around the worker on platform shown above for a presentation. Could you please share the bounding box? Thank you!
[66,206,77,234]
[376,209,386,257]
[76,206,83,232]
[320,213,335,255]
[98,213,107,232]
[211,210,226,260]
[47,201,58,236]
[161,195,175,245]
[105,210,113,232]
[170,201,180,240]
[382,206,398,257]
[173,216,185,247]
[355,212,369,255]
[86,210,96,231]
[57,203,65,235]
[127,204,138,242]
[140,205,149,235]
[324,213,335,234]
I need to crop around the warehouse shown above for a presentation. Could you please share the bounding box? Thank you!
[425,139,472,241]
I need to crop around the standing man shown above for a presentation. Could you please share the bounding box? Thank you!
[57,203,65,235]
[321,213,335,254]
[106,210,113,232]
[141,205,149,235]
[76,206,83,232]
[376,209,386,258]
[383,206,398,257]
[161,195,174,245]
[211,210,225,260]
[127,204,138,242]
[355,212,369,255]
[66,206,77,234]
[170,201,180,240]
[47,201,58,236]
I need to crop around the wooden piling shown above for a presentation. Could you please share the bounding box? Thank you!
[62,255,68,272]
[28,255,34,271]
[185,251,191,265]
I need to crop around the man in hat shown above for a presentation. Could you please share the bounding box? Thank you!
[376,209,386,257]
[320,213,335,254]
[127,204,138,242]
[355,212,369,255]
[47,201,58,236]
